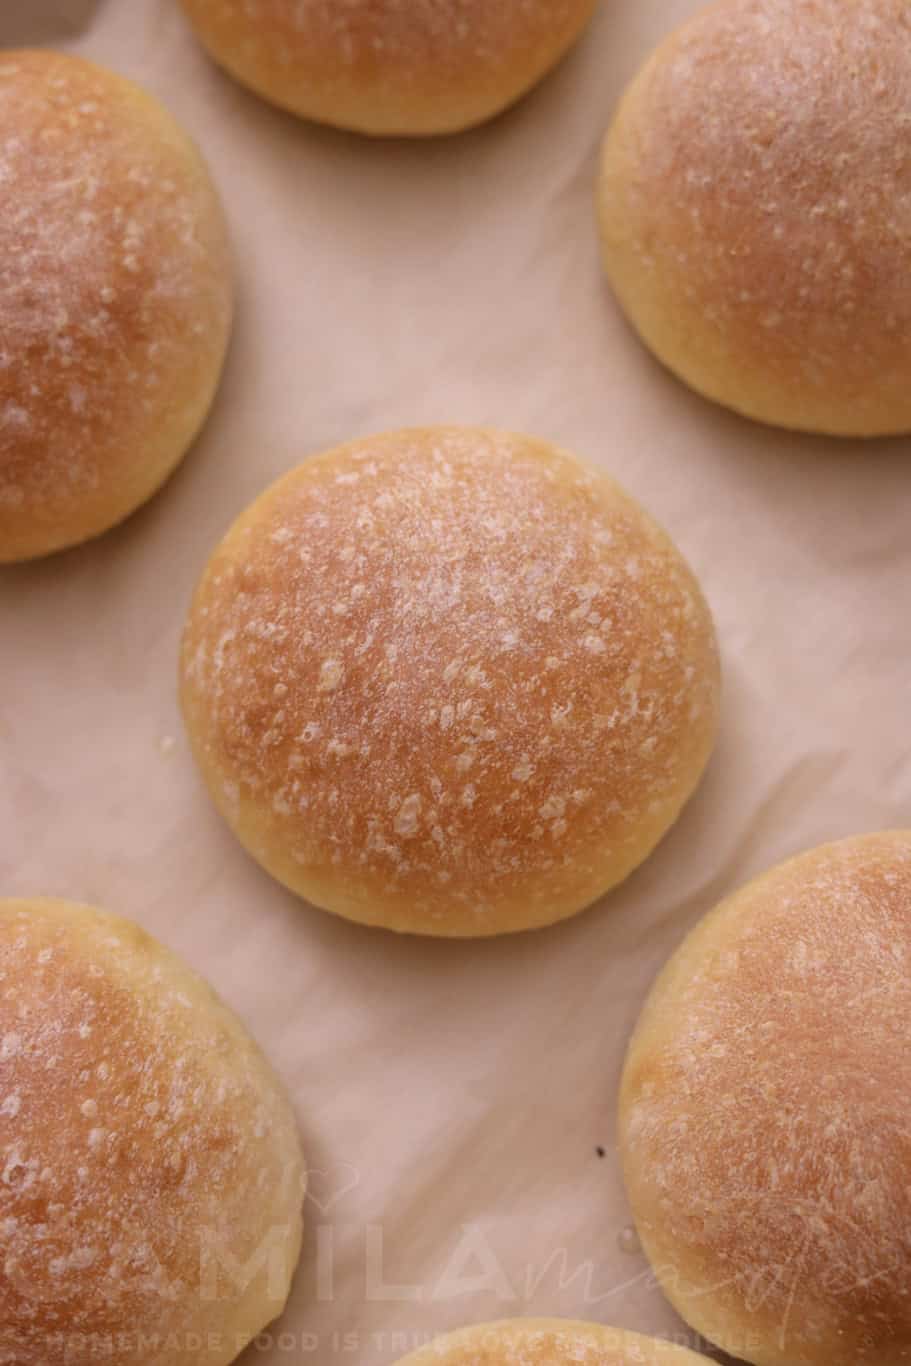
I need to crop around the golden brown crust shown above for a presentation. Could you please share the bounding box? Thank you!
[180,427,720,937]
[0,899,304,1366]
[179,0,599,135]
[619,831,911,1366]
[394,1318,714,1364]
[0,50,233,564]
[598,0,911,436]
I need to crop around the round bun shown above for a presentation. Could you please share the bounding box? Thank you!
[178,0,599,136]
[0,51,232,564]
[0,898,305,1366]
[180,426,720,938]
[598,0,911,437]
[392,1318,714,1365]
[619,831,911,1366]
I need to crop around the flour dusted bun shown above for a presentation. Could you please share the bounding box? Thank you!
[180,427,720,938]
[598,0,911,436]
[178,0,599,136]
[0,898,305,1366]
[619,831,911,1366]
[0,50,232,564]
[393,1319,715,1365]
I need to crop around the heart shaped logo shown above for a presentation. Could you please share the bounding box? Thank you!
[304,1163,362,1213]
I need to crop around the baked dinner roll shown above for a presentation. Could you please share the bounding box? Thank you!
[0,898,305,1366]
[392,1318,714,1364]
[180,427,720,937]
[598,0,911,436]
[178,0,599,136]
[619,831,911,1366]
[0,50,232,564]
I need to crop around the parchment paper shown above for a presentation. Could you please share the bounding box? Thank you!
[2,2,910,1363]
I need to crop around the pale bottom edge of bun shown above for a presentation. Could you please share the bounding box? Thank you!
[195,64,562,138]
[216,1214,305,1366]
[599,245,911,441]
[189,756,712,939]
[0,340,231,565]
[629,1224,789,1366]
[189,11,598,139]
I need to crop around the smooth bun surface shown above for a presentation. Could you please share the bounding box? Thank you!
[0,899,305,1366]
[598,0,911,436]
[619,831,911,1366]
[180,427,719,938]
[0,50,232,564]
[393,1318,713,1364]
[178,0,599,135]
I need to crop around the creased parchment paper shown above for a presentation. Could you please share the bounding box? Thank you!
[2,3,910,1363]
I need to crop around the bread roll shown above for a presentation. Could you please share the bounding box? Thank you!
[0,50,232,564]
[0,898,305,1366]
[619,831,911,1366]
[180,426,720,937]
[393,1318,714,1364]
[598,0,911,437]
[178,0,599,136]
